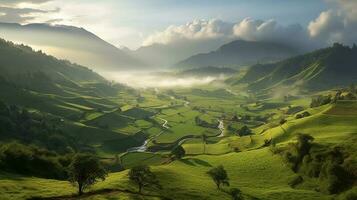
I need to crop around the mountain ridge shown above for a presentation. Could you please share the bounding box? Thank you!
[175,40,300,69]
[0,22,145,71]
[238,43,357,91]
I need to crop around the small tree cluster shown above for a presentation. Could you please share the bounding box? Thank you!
[295,111,311,119]
[171,145,186,160]
[310,95,332,108]
[237,126,252,136]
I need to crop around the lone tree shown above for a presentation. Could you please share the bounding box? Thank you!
[229,188,243,200]
[207,165,230,189]
[129,165,161,193]
[68,154,107,195]
[171,145,185,160]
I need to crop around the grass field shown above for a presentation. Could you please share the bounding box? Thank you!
[1,79,356,200]
[0,148,334,200]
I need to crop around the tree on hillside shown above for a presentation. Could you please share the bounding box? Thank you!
[229,188,243,200]
[295,134,314,160]
[292,133,314,172]
[310,95,332,108]
[171,145,185,160]
[128,165,161,193]
[207,165,230,189]
[201,133,208,154]
[237,125,252,136]
[279,118,287,125]
[68,154,107,195]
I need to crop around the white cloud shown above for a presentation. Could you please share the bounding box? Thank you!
[233,18,311,49]
[143,19,234,46]
[0,0,51,6]
[142,0,357,53]
[143,18,312,51]
[308,0,357,45]
[308,10,344,42]
[0,0,58,24]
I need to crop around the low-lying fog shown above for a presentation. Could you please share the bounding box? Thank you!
[100,71,226,88]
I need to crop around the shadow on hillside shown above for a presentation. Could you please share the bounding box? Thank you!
[29,188,172,200]
[0,172,31,181]
[180,158,212,167]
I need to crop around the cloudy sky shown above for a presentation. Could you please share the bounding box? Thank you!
[0,0,355,50]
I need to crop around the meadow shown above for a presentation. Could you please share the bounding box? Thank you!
[1,79,356,200]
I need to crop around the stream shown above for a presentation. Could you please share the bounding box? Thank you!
[177,119,225,145]
[217,120,225,137]
[127,117,168,152]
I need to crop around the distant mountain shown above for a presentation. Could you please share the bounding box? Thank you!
[175,40,299,69]
[239,43,357,91]
[132,38,229,68]
[0,22,145,71]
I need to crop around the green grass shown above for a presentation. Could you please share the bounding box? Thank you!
[120,152,168,169]
[264,103,357,145]
[1,77,356,200]
[183,134,266,155]
[135,120,153,128]
[1,148,333,200]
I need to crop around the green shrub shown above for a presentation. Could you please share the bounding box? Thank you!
[310,95,332,108]
[0,142,68,179]
[237,126,252,136]
[295,111,311,119]
[319,161,351,194]
[171,145,186,160]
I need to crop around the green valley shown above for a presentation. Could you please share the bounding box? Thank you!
[0,2,357,199]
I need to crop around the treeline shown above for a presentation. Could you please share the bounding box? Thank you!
[195,116,218,128]
[271,134,356,195]
[0,101,77,153]
[0,142,71,179]
[311,84,357,108]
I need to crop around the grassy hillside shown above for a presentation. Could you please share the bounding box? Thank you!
[237,43,357,92]
[0,39,356,199]
[0,148,335,200]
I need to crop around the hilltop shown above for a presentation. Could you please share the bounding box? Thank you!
[0,23,145,71]
[234,43,357,92]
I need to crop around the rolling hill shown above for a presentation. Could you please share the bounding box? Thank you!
[175,40,299,69]
[0,38,108,95]
[238,43,357,91]
[0,38,138,148]
[0,22,145,71]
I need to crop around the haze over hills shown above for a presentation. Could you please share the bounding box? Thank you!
[0,22,145,71]
[175,40,300,69]
[0,38,146,155]
[0,38,106,94]
[132,38,231,68]
[237,43,357,91]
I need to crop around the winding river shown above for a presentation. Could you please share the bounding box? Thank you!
[127,117,168,152]
[217,120,225,137]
